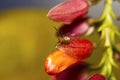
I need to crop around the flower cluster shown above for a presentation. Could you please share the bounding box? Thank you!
[45,0,120,80]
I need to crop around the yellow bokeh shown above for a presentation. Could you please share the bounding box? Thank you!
[0,9,60,80]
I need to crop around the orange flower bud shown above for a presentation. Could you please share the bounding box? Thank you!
[44,50,81,75]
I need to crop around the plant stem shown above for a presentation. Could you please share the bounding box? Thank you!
[97,0,118,79]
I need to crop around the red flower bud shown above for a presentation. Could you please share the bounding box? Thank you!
[88,74,106,80]
[48,0,89,24]
[45,50,81,75]
[58,37,93,59]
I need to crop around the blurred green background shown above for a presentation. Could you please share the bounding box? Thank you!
[0,9,61,80]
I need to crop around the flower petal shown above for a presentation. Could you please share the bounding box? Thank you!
[57,19,89,37]
[44,50,81,75]
[58,38,94,59]
[51,62,89,80]
[48,0,89,24]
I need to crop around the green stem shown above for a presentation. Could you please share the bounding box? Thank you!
[97,0,119,79]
